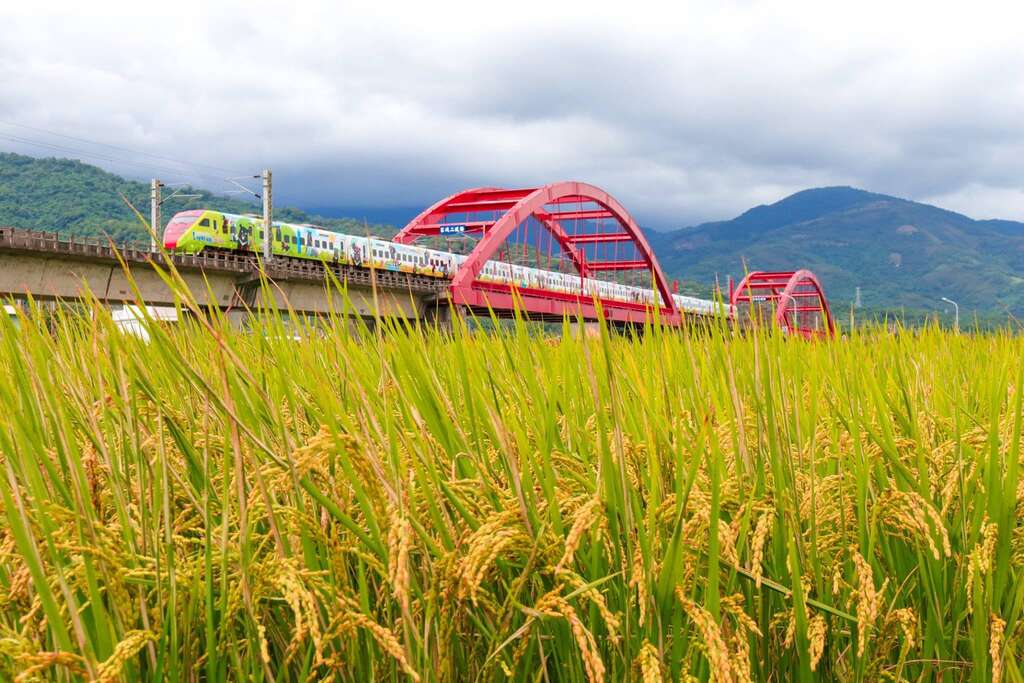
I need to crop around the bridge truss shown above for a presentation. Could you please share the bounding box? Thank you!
[730,270,836,338]
[393,182,683,324]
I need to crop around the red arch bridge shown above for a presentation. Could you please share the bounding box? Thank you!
[729,270,836,339]
[395,181,835,334]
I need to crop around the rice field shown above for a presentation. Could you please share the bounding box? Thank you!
[0,291,1021,681]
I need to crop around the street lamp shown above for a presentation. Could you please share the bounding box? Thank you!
[941,297,959,332]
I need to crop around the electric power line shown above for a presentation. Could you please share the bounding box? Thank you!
[0,131,225,187]
[0,119,247,178]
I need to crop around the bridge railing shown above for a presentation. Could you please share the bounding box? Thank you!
[0,226,449,293]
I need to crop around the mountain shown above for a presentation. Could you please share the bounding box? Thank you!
[0,152,394,243]
[3,151,1023,317]
[647,187,1024,316]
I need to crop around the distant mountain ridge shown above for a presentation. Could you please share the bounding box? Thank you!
[2,151,1022,315]
[0,152,394,244]
[647,186,1024,315]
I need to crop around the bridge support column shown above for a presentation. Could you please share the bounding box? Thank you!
[424,299,467,333]
[224,308,253,330]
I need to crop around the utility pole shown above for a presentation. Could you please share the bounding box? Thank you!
[150,179,162,252]
[262,169,272,263]
[941,296,959,332]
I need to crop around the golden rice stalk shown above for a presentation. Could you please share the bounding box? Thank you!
[851,549,883,658]
[630,541,650,627]
[894,607,917,644]
[635,640,663,683]
[724,619,754,683]
[12,652,88,683]
[749,509,774,588]
[257,622,271,666]
[388,508,413,617]
[343,604,421,682]
[456,509,527,605]
[877,490,951,561]
[991,613,1005,683]
[536,593,606,683]
[676,588,734,683]
[555,496,604,573]
[275,559,324,663]
[721,593,762,640]
[94,630,158,683]
[281,424,336,484]
[967,519,1000,600]
[807,614,827,671]
[557,569,621,644]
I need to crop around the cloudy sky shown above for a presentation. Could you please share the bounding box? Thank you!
[2,0,1023,228]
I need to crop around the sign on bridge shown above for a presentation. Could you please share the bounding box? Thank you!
[439,224,465,235]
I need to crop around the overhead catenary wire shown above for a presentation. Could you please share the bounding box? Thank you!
[0,132,225,187]
[0,124,264,207]
[0,119,247,178]
[0,129,267,218]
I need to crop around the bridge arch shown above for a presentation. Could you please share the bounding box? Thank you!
[394,182,679,322]
[730,270,835,338]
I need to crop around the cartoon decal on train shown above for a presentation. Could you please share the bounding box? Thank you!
[163,209,724,316]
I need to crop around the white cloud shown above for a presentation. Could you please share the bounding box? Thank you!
[2,0,1023,226]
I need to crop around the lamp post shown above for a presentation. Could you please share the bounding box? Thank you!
[941,296,959,332]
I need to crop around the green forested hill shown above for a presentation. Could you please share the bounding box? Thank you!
[4,152,1023,317]
[647,187,1024,317]
[0,152,394,243]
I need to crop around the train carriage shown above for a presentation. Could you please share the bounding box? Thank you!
[163,208,730,318]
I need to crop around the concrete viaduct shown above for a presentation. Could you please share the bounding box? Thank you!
[0,227,448,322]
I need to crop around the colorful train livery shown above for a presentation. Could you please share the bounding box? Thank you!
[163,209,726,316]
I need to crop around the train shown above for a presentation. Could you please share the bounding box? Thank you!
[163,209,726,316]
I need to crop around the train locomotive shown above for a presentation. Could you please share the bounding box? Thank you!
[163,209,724,316]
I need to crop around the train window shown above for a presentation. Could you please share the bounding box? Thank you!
[221,220,228,235]
[200,218,211,228]
[275,228,282,241]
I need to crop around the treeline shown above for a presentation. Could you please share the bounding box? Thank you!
[0,152,395,243]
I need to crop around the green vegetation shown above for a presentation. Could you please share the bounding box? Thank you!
[0,266,1021,680]
[649,186,1024,317]
[3,150,1023,319]
[0,152,394,243]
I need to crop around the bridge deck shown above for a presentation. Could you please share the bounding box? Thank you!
[0,227,448,294]
[0,227,723,326]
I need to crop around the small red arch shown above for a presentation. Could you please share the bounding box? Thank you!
[395,182,679,321]
[730,270,835,338]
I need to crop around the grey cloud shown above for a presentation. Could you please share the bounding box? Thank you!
[2,0,1024,228]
